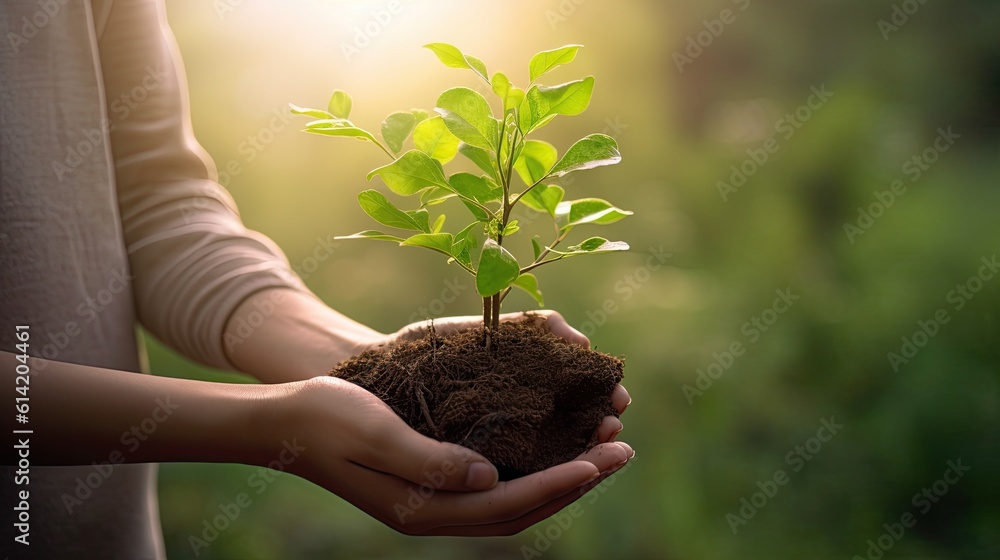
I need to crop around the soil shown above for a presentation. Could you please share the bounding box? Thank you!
[328,319,624,480]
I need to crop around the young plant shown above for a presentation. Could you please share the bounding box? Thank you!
[291,44,631,349]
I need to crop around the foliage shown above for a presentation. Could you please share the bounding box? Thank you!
[291,44,630,334]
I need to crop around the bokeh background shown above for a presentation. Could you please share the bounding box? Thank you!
[149,0,1000,558]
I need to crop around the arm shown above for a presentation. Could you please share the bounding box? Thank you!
[2,351,632,535]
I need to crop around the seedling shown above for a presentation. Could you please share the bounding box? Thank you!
[291,43,630,349]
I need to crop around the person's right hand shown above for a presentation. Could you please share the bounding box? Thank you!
[270,376,633,536]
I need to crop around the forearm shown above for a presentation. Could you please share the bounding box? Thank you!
[223,288,384,383]
[2,351,288,466]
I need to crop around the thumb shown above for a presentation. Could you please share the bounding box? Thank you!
[371,423,499,492]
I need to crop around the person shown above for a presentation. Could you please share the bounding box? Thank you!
[0,0,632,557]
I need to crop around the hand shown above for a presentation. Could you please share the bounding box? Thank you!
[276,375,633,535]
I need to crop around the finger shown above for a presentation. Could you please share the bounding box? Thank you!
[611,384,631,415]
[421,464,629,536]
[414,458,601,530]
[505,309,590,348]
[322,379,497,492]
[422,441,631,530]
[364,420,498,491]
[420,443,634,536]
[596,415,624,443]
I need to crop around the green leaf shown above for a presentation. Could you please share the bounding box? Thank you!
[366,150,449,195]
[424,43,489,82]
[476,239,520,297]
[405,209,431,233]
[304,125,384,149]
[513,140,558,185]
[550,237,630,255]
[529,44,583,82]
[401,233,456,258]
[424,42,468,67]
[520,76,595,133]
[328,90,353,118]
[491,72,525,112]
[431,214,446,233]
[465,55,489,83]
[435,87,499,150]
[549,133,621,177]
[451,222,480,267]
[531,236,543,260]
[289,103,333,120]
[303,118,352,129]
[357,190,426,231]
[334,230,405,243]
[512,273,544,306]
[412,116,460,164]
[420,186,455,207]
[502,220,520,236]
[459,144,498,181]
[411,108,430,123]
[381,111,417,154]
[555,198,633,231]
[462,199,492,222]
[448,172,502,205]
[519,184,564,218]
[454,222,480,245]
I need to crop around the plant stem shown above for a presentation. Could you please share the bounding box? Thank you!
[483,296,492,351]
[491,293,500,331]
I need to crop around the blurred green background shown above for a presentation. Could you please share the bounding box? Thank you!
[147,0,999,558]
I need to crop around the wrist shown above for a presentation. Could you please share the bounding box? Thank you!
[217,382,301,468]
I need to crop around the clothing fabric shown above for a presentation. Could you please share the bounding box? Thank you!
[1,0,304,557]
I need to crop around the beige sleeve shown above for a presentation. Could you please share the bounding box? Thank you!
[97,0,307,369]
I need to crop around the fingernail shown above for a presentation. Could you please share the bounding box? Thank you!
[465,461,498,490]
[616,441,634,460]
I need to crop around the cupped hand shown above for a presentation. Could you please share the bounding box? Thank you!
[280,376,633,535]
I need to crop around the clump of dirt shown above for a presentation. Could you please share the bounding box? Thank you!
[329,320,624,480]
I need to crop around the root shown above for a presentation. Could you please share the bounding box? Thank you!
[413,381,444,440]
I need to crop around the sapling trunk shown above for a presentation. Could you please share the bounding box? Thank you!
[483,296,493,350]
